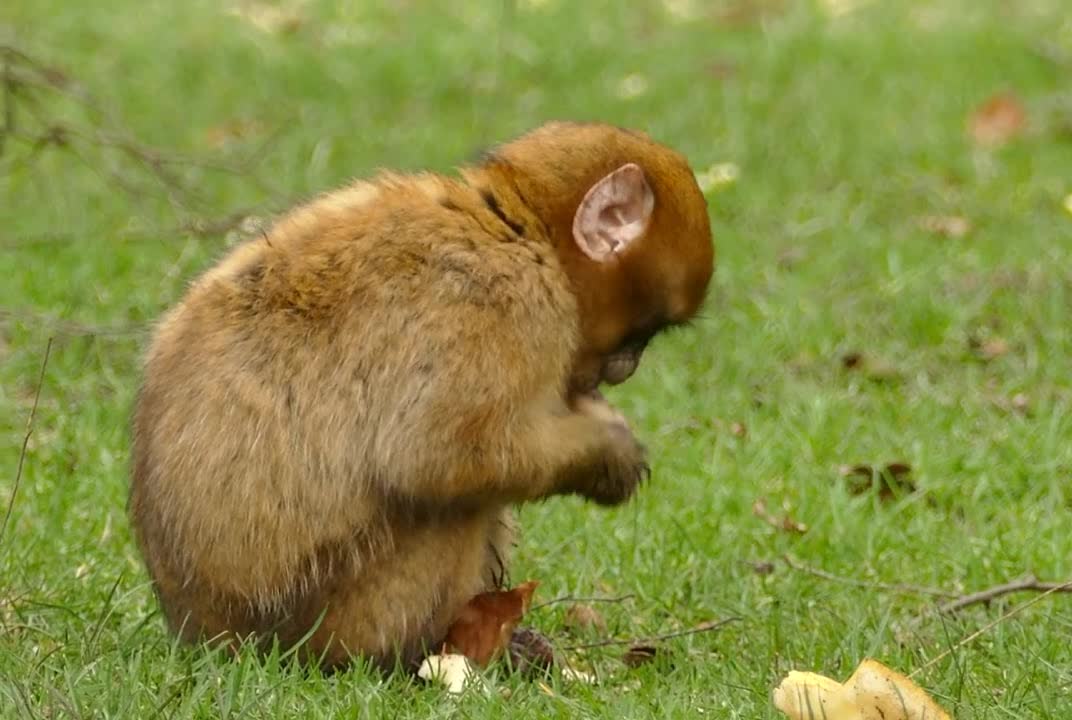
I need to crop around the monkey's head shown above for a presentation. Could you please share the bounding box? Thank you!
[481,122,715,396]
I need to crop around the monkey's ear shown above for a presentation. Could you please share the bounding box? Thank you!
[572,163,655,262]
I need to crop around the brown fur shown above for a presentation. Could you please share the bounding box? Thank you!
[129,121,714,671]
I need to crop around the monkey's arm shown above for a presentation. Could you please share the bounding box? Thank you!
[360,271,647,509]
[379,386,647,508]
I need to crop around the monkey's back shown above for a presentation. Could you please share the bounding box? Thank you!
[129,173,578,663]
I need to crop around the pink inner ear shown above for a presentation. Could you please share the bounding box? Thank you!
[572,163,655,263]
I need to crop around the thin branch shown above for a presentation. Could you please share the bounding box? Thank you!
[563,616,740,651]
[1,337,53,544]
[1,52,14,157]
[934,574,1072,615]
[529,594,635,612]
[783,555,955,598]
[0,309,143,338]
[910,579,1072,678]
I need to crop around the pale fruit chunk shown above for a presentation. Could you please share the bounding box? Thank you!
[846,659,952,720]
[773,659,952,720]
[772,670,857,720]
[417,654,487,695]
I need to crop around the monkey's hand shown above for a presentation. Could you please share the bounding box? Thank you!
[567,392,650,506]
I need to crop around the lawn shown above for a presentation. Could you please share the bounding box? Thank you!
[3,0,1072,717]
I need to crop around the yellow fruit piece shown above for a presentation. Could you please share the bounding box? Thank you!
[847,659,952,720]
[773,660,952,720]
[772,671,858,720]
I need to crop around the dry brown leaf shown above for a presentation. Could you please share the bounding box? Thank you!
[969,334,1010,361]
[507,626,555,674]
[748,560,776,576]
[968,92,1027,147]
[227,0,305,35]
[753,498,808,534]
[622,645,658,668]
[839,462,916,501]
[564,603,607,633]
[444,581,539,666]
[918,215,972,238]
[777,246,807,269]
[204,118,266,149]
[839,352,900,382]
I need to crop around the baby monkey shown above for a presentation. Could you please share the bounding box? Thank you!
[129,121,714,671]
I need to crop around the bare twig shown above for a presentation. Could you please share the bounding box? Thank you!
[934,574,1072,615]
[0,309,143,338]
[563,616,740,651]
[1,52,14,157]
[783,555,955,598]
[910,579,1072,678]
[1,337,53,544]
[530,594,635,612]
[0,42,285,216]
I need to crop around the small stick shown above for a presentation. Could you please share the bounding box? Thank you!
[1,337,53,543]
[934,574,1072,615]
[783,555,955,598]
[529,594,635,612]
[563,616,740,651]
[910,579,1072,678]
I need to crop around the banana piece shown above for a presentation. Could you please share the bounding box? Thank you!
[773,659,952,720]
[847,659,952,720]
[773,671,858,720]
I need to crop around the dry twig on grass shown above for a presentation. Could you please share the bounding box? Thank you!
[563,616,740,651]
[529,594,635,612]
[0,42,285,226]
[782,555,955,598]
[911,578,1072,678]
[1,338,53,545]
[933,574,1072,615]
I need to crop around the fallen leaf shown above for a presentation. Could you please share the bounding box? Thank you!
[753,498,808,534]
[705,60,738,80]
[417,653,485,694]
[839,462,916,501]
[227,0,305,35]
[773,658,952,720]
[748,560,776,576]
[445,581,539,666]
[564,603,607,633]
[968,92,1027,148]
[777,246,807,269]
[204,118,266,149]
[839,352,901,382]
[622,645,658,668]
[841,351,863,369]
[918,215,972,238]
[507,626,556,674]
[1011,393,1030,414]
[969,335,1010,361]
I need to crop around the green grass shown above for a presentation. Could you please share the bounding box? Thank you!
[3,0,1072,717]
